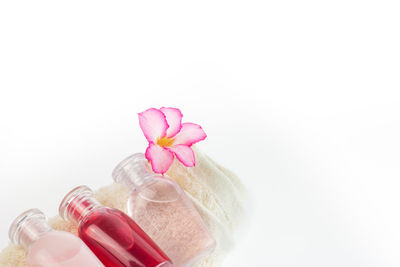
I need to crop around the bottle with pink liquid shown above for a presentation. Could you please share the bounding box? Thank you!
[113,153,216,267]
[59,185,172,267]
[9,209,104,267]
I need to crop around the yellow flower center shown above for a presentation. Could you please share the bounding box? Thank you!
[157,136,175,147]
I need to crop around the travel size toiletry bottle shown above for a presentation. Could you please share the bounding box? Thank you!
[9,209,104,267]
[59,185,172,267]
[113,153,216,267]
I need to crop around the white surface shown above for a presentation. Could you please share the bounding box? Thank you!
[1,1,400,266]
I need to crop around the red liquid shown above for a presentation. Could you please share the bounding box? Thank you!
[78,207,172,267]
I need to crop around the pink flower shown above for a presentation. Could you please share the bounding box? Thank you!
[138,107,207,174]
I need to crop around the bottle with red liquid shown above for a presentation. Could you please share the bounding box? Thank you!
[59,185,172,267]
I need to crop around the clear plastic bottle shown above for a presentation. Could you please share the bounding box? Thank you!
[9,209,104,267]
[59,185,172,267]
[113,153,216,267]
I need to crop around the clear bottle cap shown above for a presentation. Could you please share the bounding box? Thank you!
[9,209,52,248]
[112,153,157,189]
[59,185,100,223]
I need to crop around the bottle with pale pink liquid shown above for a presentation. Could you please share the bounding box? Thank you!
[9,209,104,267]
[113,153,216,267]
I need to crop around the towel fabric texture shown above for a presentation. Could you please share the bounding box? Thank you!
[0,147,248,267]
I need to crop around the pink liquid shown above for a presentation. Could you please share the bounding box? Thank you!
[78,207,172,267]
[128,178,216,266]
[27,231,104,267]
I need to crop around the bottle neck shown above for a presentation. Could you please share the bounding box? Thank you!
[59,185,101,223]
[9,209,52,249]
[112,153,159,190]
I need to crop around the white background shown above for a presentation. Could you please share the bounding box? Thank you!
[1,1,400,266]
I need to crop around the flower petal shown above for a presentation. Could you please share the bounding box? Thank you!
[160,107,183,138]
[138,108,169,142]
[145,143,174,174]
[169,145,195,167]
[173,123,207,146]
